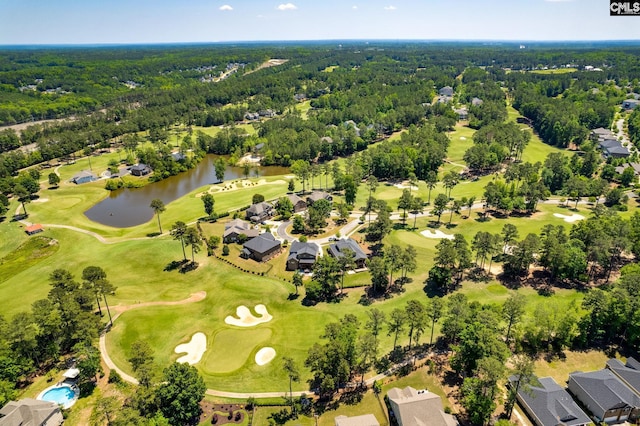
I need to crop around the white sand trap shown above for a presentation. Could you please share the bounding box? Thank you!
[255,347,276,366]
[225,304,273,327]
[553,213,585,223]
[460,136,467,140]
[420,229,455,240]
[32,198,49,203]
[175,332,207,365]
[394,183,419,190]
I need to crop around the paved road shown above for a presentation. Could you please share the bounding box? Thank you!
[276,220,294,242]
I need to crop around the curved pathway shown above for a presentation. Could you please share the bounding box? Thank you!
[99,291,207,386]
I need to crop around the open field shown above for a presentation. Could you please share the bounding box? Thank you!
[530,68,578,74]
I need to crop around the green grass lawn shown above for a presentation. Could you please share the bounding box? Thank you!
[529,68,577,75]
[534,350,611,384]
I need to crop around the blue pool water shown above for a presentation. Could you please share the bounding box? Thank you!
[40,386,76,405]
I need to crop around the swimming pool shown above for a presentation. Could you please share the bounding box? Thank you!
[37,384,78,409]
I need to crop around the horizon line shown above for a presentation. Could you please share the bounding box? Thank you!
[2,38,640,48]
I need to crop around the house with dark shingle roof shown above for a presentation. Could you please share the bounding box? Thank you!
[509,375,590,426]
[471,97,484,106]
[245,201,274,223]
[241,233,281,262]
[387,386,457,426]
[591,127,615,142]
[306,191,333,206]
[286,241,320,271]
[622,99,639,110]
[599,139,630,158]
[223,219,260,243]
[439,86,454,97]
[334,413,380,426]
[130,163,152,176]
[0,398,63,426]
[568,369,640,423]
[327,238,368,269]
[285,193,307,213]
[607,358,640,396]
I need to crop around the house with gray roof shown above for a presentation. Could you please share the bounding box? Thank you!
[327,238,368,268]
[508,375,590,426]
[241,232,281,262]
[591,127,615,142]
[568,369,640,423]
[334,413,380,426]
[387,386,457,426]
[286,193,307,213]
[245,201,274,223]
[130,163,152,176]
[622,99,640,110]
[306,191,333,206]
[0,398,63,426]
[471,97,484,106]
[439,86,454,97]
[223,218,260,243]
[607,358,640,396]
[599,140,630,158]
[70,170,97,184]
[286,241,320,271]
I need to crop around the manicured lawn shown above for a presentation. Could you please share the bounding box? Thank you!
[534,350,611,384]
[530,68,577,74]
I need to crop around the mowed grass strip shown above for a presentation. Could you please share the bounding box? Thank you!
[0,236,59,283]
[204,328,272,374]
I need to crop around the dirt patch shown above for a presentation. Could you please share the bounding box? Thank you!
[200,402,247,425]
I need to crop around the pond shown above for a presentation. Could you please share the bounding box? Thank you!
[84,155,289,228]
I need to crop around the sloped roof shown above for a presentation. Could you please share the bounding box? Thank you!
[307,191,332,202]
[328,238,367,261]
[509,375,590,426]
[0,398,62,426]
[599,139,621,149]
[607,358,640,395]
[24,224,43,234]
[569,369,640,414]
[591,127,613,135]
[288,241,319,260]
[71,170,96,180]
[387,386,456,426]
[286,193,305,205]
[243,233,280,254]
[246,202,273,216]
[225,218,251,231]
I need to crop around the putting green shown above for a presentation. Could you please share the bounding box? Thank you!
[202,328,273,374]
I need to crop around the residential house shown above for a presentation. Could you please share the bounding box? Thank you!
[286,193,307,213]
[334,414,380,426]
[306,191,333,206]
[259,109,276,118]
[241,233,281,262]
[343,120,361,137]
[130,163,152,176]
[327,238,368,269]
[454,107,468,120]
[591,127,615,142]
[294,93,307,102]
[471,97,484,106]
[599,140,630,158]
[607,358,640,396]
[70,170,97,184]
[223,219,260,243]
[439,86,454,97]
[245,201,275,223]
[0,398,63,426]
[286,241,320,271]
[568,369,640,423]
[321,136,334,144]
[614,163,640,182]
[508,375,590,426]
[622,99,640,110]
[245,112,260,121]
[171,152,186,161]
[25,224,44,236]
[387,386,457,426]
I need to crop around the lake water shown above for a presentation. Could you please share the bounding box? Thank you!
[84,155,289,228]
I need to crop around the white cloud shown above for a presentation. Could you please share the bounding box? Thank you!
[352,5,358,9]
[383,5,397,10]
[219,4,233,11]
[277,3,297,10]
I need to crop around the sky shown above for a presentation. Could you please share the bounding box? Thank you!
[0,0,639,45]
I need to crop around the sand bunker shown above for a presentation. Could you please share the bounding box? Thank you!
[553,213,585,223]
[225,304,272,327]
[32,198,49,203]
[394,183,419,190]
[420,229,455,240]
[175,332,207,365]
[460,136,467,140]
[255,347,276,366]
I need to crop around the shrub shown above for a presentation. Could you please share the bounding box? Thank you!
[104,179,123,191]
[108,370,122,384]
[222,245,230,256]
